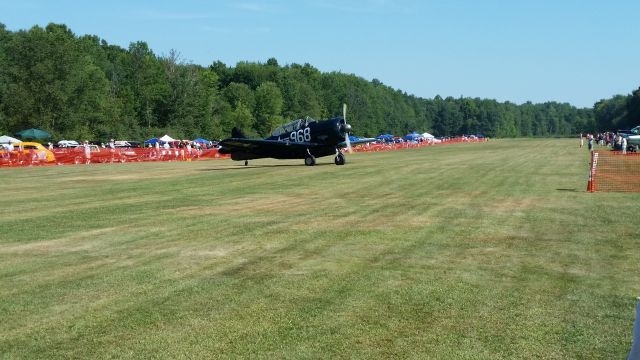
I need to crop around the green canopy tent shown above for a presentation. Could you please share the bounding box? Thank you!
[16,128,51,140]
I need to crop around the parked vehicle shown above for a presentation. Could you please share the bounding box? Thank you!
[619,126,640,152]
[3,142,55,162]
[114,141,141,148]
[57,140,80,148]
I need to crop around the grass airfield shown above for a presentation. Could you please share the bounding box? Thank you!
[1,138,639,359]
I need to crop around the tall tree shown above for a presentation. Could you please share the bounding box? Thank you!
[228,102,254,134]
[126,41,170,130]
[224,82,255,111]
[594,95,628,131]
[623,87,640,129]
[254,81,283,136]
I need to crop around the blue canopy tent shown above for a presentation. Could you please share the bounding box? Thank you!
[144,137,159,145]
[403,132,422,141]
[192,138,212,145]
[377,134,395,142]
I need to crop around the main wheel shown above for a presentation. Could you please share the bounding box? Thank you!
[334,153,345,165]
[304,155,316,166]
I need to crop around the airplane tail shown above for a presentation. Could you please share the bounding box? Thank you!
[231,127,246,139]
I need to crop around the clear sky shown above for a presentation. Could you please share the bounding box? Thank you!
[2,0,639,108]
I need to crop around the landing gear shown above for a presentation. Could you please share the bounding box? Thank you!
[304,155,316,166]
[244,160,248,166]
[334,152,346,165]
[304,149,316,166]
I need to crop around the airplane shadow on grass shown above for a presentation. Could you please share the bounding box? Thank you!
[199,163,335,171]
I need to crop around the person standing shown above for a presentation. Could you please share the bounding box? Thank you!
[622,136,627,154]
[108,139,115,163]
[162,141,169,160]
[14,142,22,164]
[2,143,12,164]
[580,133,584,148]
[83,140,91,164]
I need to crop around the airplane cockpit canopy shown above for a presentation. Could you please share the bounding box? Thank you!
[271,117,317,137]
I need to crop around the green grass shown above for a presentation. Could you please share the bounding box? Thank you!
[1,138,638,359]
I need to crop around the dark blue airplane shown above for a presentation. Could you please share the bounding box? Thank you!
[219,105,373,166]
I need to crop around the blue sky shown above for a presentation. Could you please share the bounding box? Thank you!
[2,0,639,108]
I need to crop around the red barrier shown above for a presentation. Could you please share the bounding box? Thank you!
[0,137,486,167]
[0,147,229,167]
[587,150,640,192]
[351,137,486,153]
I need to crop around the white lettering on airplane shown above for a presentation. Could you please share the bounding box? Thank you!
[289,128,311,143]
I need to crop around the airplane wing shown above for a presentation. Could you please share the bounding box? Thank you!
[219,138,321,151]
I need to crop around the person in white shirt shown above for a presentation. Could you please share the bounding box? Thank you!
[83,141,91,164]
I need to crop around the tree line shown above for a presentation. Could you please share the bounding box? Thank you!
[0,23,637,142]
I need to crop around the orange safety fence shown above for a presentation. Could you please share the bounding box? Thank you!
[351,137,487,153]
[587,150,640,192]
[0,147,228,167]
[0,137,487,168]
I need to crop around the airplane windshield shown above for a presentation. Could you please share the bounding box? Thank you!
[271,117,316,136]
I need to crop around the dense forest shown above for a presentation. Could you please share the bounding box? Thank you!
[0,23,638,141]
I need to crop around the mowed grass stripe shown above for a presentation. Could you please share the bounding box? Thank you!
[0,138,638,359]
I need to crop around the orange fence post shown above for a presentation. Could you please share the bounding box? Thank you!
[587,151,597,192]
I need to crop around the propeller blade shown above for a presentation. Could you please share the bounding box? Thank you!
[343,103,352,153]
[345,132,352,153]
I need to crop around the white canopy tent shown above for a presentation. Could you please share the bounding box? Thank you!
[0,135,22,144]
[421,132,435,139]
[159,134,176,143]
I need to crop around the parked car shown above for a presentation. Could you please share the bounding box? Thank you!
[622,126,640,152]
[4,142,56,162]
[57,140,80,148]
[114,141,141,148]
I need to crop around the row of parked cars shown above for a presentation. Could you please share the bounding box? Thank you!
[1,139,143,164]
[57,140,142,148]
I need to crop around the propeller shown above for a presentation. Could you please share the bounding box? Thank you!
[342,103,352,153]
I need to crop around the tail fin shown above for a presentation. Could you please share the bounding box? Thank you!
[231,127,246,139]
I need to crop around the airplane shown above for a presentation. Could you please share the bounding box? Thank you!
[218,104,374,166]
